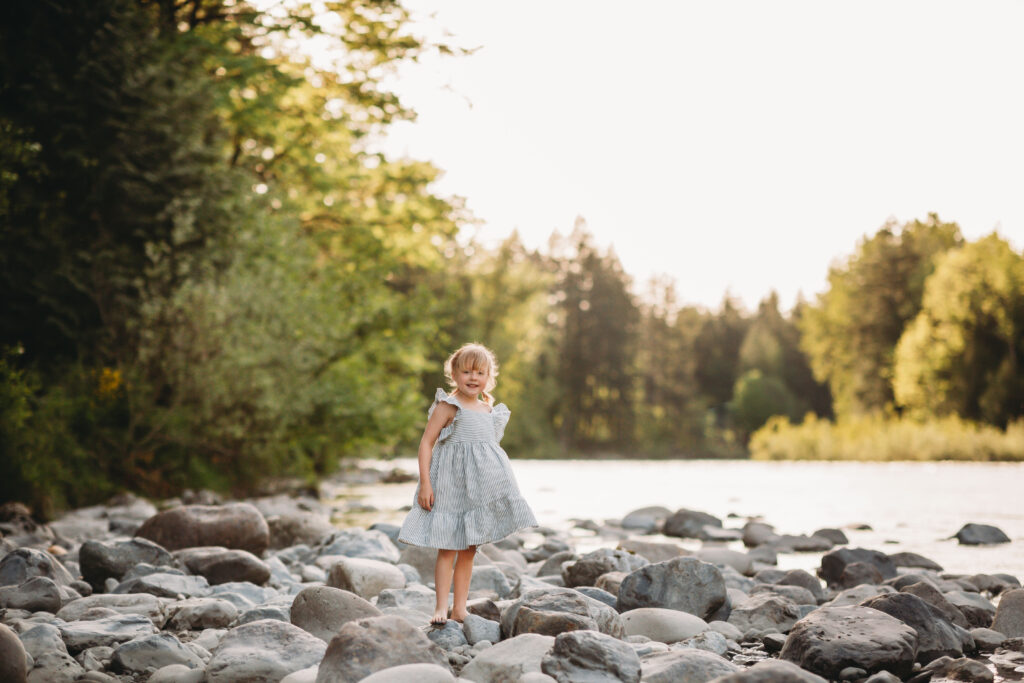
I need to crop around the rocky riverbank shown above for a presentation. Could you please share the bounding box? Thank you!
[0,465,1022,683]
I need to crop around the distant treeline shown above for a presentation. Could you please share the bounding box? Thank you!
[2,1,1022,514]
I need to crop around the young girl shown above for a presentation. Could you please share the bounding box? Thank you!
[398,343,538,625]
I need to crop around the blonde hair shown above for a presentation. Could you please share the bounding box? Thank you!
[444,342,499,405]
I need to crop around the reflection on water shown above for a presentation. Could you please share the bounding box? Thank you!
[333,458,1024,578]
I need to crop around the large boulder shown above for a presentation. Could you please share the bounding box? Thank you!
[135,503,270,555]
[0,623,28,683]
[541,629,641,682]
[617,557,726,620]
[501,587,624,638]
[780,605,918,679]
[206,619,326,683]
[663,509,723,540]
[992,588,1024,637]
[639,649,739,683]
[460,633,555,683]
[175,547,271,586]
[79,538,173,590]
[314,615,448,682]
[0,547,76,587]
[818,548,896,587]
[561,549,648,588]
[290,586,382,642]
[954,523,1010,545]
[861,592,968,662]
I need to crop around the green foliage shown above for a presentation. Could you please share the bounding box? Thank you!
[799,214,963,417]
[751,413,1024,462]
[730,369,801,440]
[894,234,1024,426]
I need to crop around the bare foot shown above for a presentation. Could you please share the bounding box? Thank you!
[449,608,468,623]
[430,607,447,626]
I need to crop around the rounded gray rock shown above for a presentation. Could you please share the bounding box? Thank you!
[314,614,448,682]
[459,633,555,683]
[79,538,173,590]
[111,633,205,674]
[992,588,1024,637]
[819,548,896,587]
[0,547,75,587]
[178,547,271,586]
[541,629,641,682]
[0,576,62,613]
[955,523,1010,545]
[663,509,723,540]
[206,619,326,683]
[501,587,624,638]
[359,663,456,683]
[135,503,270,555]
[0,623,28,683]
[617,556,726,619]
[290,585,382,642]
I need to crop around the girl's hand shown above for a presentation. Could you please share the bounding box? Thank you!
[418,483,434,511]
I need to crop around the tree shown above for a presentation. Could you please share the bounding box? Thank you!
[799,214,963,417]
[894,234,1024,426]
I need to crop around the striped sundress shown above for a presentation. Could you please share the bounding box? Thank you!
[398,388,538,550]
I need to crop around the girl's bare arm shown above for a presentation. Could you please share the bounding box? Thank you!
[417,402,456,511]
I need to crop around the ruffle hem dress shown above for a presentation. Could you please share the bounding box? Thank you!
[398,388,538,550]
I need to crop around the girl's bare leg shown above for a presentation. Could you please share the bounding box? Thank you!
[450,545,477,622]
[433,549,457,625]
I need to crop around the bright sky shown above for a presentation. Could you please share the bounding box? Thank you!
[379,1,1024,310]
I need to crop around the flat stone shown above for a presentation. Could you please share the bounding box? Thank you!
[56,593,166,626]
[135,503,270,555]
[314,615,448,682]
[59,614,159,653]
[621,607,708,643]
[206,619,326,683]
[459,633,554,683]
[112,571,210,599]
[110,633,205,674]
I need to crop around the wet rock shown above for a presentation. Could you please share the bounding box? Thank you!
[176,547,271,585]
[314,614,448,682]
[326,556,404,600]
[617,557,726,620]
[819,548,896,587]
[992,588,1024,637]
[359,663,456,683]
[728,592,803,634]
[502,586,624,638]
[780,605,918,679]
[709,658,828,682]
[640,648,738,683]
[861,591,967,662]
[621,607,708,642]
[540,629,641,682]
[0,547,75,587]
[663,509,723,540]
[166,597,239,630]
[427,620,468,650]
[462,613,501,645]
[317,528,400,564]
[954,523,1010,545]
[56,592,166,626]
[889,552,943,572]
[900,581,970,628]
[136,503,270,555]
[59,614,159,653]
[459,633,554,683]
[110,632,204,674]
[0,576,62,613]
[290,585,381,642]
[561,548,648,588]
[79,538,173,590]
[0,623,29,683]
[206,619,326,683]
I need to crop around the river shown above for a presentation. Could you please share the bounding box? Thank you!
[332,459,1024,578]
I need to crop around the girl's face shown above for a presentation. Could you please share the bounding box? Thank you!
[453,363,490,398]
